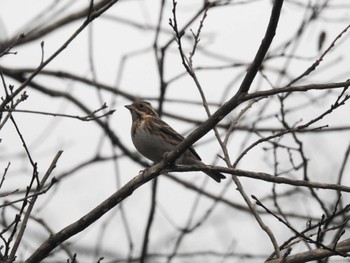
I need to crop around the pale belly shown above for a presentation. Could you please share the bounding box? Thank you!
[132,129,176,162]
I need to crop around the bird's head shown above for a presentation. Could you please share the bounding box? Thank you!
[125,100,158,121]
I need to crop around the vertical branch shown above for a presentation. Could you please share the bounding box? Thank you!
[337,141,350,203]
[166,179,208,262]
[154,0,167,115]
[0,163,11,189]
[140,179,158,263]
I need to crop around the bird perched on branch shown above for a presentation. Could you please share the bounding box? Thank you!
[125,100,225,183]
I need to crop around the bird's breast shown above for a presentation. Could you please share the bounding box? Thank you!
[132,124,176,163]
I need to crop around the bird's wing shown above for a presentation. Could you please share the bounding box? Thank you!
[153,117,202,161]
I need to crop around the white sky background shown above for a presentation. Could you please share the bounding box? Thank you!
[1,0,350,262]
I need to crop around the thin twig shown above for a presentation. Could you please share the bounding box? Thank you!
[287,23,350,86]
[252,195,346,257]
[0,163,11,189]
[140,179,158,263]
[2,104,115,121]
[0,0,120,111]
[8,150,63,262]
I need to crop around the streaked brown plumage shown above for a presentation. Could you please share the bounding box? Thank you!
[125,100,225,183]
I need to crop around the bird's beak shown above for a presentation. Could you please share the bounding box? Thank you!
[125,104,133,111]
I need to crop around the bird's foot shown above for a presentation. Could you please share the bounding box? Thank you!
[162,151,177,167]
[139,168,148,175]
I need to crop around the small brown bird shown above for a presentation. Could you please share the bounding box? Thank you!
[125,100,225,183]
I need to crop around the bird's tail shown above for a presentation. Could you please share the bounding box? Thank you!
[185,158,226,183]
[204,170,226,183]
